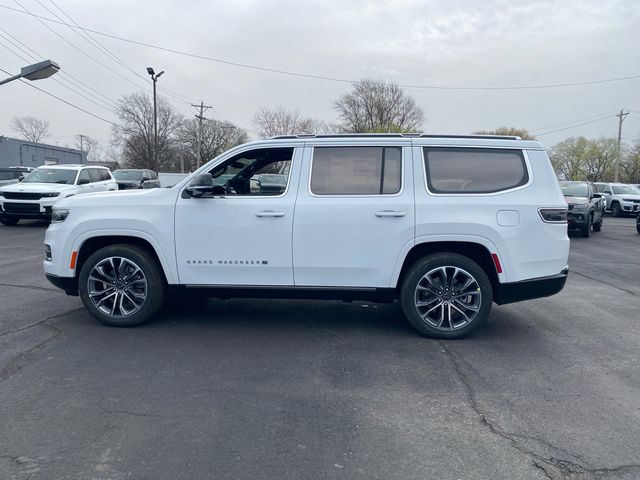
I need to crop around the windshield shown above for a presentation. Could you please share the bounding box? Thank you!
[113,170,142,181]
[22,168,77,185]
[559,181,588,197]
[612,185,640,194]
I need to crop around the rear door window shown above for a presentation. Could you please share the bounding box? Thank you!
[423,147,528,194]
[88,169,102,183]
[310,146,401,195]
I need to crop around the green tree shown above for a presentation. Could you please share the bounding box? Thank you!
[473,127,536,140]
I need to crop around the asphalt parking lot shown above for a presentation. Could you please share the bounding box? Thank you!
[1,217,639,480]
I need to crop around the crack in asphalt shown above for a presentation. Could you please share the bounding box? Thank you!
[439,342,640,480]
[0,307,84,381]
[569,270,638,296]
[0,281,63,294]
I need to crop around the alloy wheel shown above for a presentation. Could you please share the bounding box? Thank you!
[414,266,482,331]
[87,256,148,318]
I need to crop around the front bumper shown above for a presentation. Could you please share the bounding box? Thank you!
[494,267,569,305]
[567,211,589,227]
[0,198,59,218]
[45,273,79,296]
[621,201,640,213]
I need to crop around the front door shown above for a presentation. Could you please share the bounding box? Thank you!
[174,145,300,286]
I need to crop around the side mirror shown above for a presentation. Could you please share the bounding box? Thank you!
[183,173,215,198]
[592,193,602,198]
[18,175,24,182]
[78,178,90,185]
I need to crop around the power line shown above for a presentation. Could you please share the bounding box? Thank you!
[42,0,196,104]
[11,0,190,107]
[2,2,640,91]
[530,111,616,132]
[0,67,118,126]
[0,28,117,112]
[535,115,613,136]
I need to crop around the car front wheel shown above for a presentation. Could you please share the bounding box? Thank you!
[400,253,493,339]
[611,202,622,217]
[78,244,165,327]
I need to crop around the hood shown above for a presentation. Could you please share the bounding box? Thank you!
[0,182,76,193]
[563,195,589,206]
[614,193,640,200]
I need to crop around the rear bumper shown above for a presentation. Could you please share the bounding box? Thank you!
[494,267,568,305]
[45,273,78,296]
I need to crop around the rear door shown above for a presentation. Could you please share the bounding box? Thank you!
[293,142,414,288]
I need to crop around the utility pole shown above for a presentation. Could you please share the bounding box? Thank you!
[77,134,88,163]
[615,109,629,182]
[191,101,212,170]
[146,67,164,173]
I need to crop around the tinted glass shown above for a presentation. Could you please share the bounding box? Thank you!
[113,170,142,181]
[559,181,588,197]
[77,170,90,184]
[612,185,640,194]
[311,147,401,195]
[22,168,77,185]
[424,148,528,194]
[88,169,102,183]
[208,148,293,196]
[0,170,21,181]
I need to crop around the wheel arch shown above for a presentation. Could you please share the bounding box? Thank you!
[395,240,501,299]
[74,234,174,285]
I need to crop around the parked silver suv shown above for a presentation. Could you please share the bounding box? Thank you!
[594,182,640,217]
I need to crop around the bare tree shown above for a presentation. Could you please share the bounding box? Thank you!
[177,118,249,172]
[549,137,591,180]
[252,106,334,137]
[473,127,536,140]
[75,135,102,162]
[334,79,424,133]
[11,116,50,143]
[112,93,183,171]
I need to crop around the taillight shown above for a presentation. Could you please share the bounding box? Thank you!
[538,208,568,223]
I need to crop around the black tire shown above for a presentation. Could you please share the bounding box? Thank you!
[637,222,640,234]
[611,202,622,217]
[580,214,593,237]
[592,215,602,232]
[78,244,165,327]
[400,253,493,339]
[0,218,19,226]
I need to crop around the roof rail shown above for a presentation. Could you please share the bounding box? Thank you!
[269,133,521,140]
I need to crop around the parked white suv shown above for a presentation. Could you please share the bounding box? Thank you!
[0,164,117,225]
[43,135,569,338]
[593,182,640,216]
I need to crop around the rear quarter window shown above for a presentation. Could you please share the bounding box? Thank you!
[423,147,529,194]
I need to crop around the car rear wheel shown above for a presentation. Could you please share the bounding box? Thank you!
[0,217,19,226]
[400,253,493,339]
[78,244,165,327]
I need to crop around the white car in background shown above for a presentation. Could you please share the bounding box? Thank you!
[0,164,117,225]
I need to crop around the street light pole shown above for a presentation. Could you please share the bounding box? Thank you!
[0,60,60,87]
[146,67,164,174]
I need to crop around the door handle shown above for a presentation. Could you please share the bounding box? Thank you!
[255,210,285,218]
[375,210,405,217]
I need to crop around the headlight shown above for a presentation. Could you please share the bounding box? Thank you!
[572,203,589,210]
[41,192,60,198]
[51,208,70,223]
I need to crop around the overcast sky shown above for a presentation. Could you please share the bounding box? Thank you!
[1,0,639,152]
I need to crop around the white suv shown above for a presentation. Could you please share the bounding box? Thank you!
[0,164,117,225]
[43,135,569,338]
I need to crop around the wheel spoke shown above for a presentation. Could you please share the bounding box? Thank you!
[413,265,483,332]
[87,256,148,319]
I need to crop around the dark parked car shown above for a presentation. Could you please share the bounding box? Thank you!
[112,169,160,190]
[559,180,605,237]
[0,166,34,187]
[636,213,640,234]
